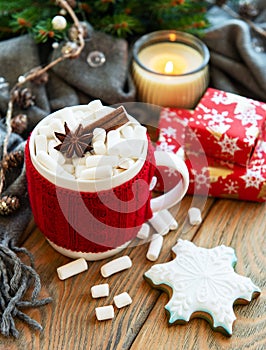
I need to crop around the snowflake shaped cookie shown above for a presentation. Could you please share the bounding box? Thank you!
[144,239,261,336]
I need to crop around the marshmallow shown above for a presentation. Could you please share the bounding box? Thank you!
[72,156,86,166]
[118,157,135,170]
[146,234,163,261]
[149,212,169,236]
[106,129,121,155]
[116,140,136,158]
[114,292,132,309]
[57,258,88,280]
[113,168,125,176]
[62,164,75,174]
[48,140,65,165]
[73,110,86,121]
[86,155,119,168]
[49,118,65,134]
[91,283,109,298]
[35,134,47,154]
[79,165,112,180]
[57,168,75,180]
[93,140,107,155]
[133,125,147,140]
[137,223,150,240]
[36,151,60,173]
[87,99,103,111]
[93,128,106,143]
[101,256,132,278]
[38,125,54,138]
[61,108,78,130]
[159,209,178,230]
[188,207,202,226]
[95,305,114,321]
[120,125,134,139]
[75,165,87,178]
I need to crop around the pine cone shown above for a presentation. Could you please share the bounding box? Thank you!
[11,114,28,134]
[239,2,259,19]
[1,151,24,171]
[12,88,35,109]
[0,195,20,216]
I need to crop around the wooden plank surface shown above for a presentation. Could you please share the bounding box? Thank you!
[0,197,265,350]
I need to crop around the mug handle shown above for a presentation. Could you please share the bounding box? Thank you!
[150,151,189,212]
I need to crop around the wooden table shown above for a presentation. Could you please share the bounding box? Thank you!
[0,195,265,350]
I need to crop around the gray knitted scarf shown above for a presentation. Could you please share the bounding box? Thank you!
[0,126,52,338]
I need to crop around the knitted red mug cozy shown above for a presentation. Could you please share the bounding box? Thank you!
[26,104,189,260]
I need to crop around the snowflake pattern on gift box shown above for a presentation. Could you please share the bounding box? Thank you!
[190,167,210,190]
[144,239,261,336]
[235,106,263,127]
[241,168,264,189]
[224,179,239,194]
[203,108,233,135]
[244,125,260,146]
[217,134,241,156]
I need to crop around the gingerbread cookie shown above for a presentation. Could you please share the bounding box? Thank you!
[144,239,261,336]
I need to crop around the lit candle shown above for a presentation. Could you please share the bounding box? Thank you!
[132,31,210,108]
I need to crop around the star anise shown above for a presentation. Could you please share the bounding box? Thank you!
[54,122,93,158]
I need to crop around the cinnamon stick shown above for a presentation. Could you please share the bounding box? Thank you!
[84,106,130,133]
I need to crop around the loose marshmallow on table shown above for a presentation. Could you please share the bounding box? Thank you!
[95,305,114,321]
[146,234,163,261]
[159,209,178,230]
[101,256,132,278]
[137,223,150,240]
[149,212,169,236]
[57,258,88,280]
[114,292,132,309]
[188,207,202,226]
[91,283,109,298]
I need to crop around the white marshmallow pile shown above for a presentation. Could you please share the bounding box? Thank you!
[34,100,147,180]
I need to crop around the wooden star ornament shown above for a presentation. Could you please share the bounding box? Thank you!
[144,239,261,336]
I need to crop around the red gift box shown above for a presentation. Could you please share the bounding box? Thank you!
[189,88,266,166]
[155,105,266,202]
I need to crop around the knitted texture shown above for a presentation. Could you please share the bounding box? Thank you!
[0,139,52,338]
[25,139,156,253]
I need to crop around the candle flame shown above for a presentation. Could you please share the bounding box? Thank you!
[164,61,174,74]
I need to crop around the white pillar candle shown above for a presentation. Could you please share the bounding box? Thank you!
[132,31,209,108]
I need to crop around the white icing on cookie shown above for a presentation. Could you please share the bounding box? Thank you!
[144,239,261,335]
